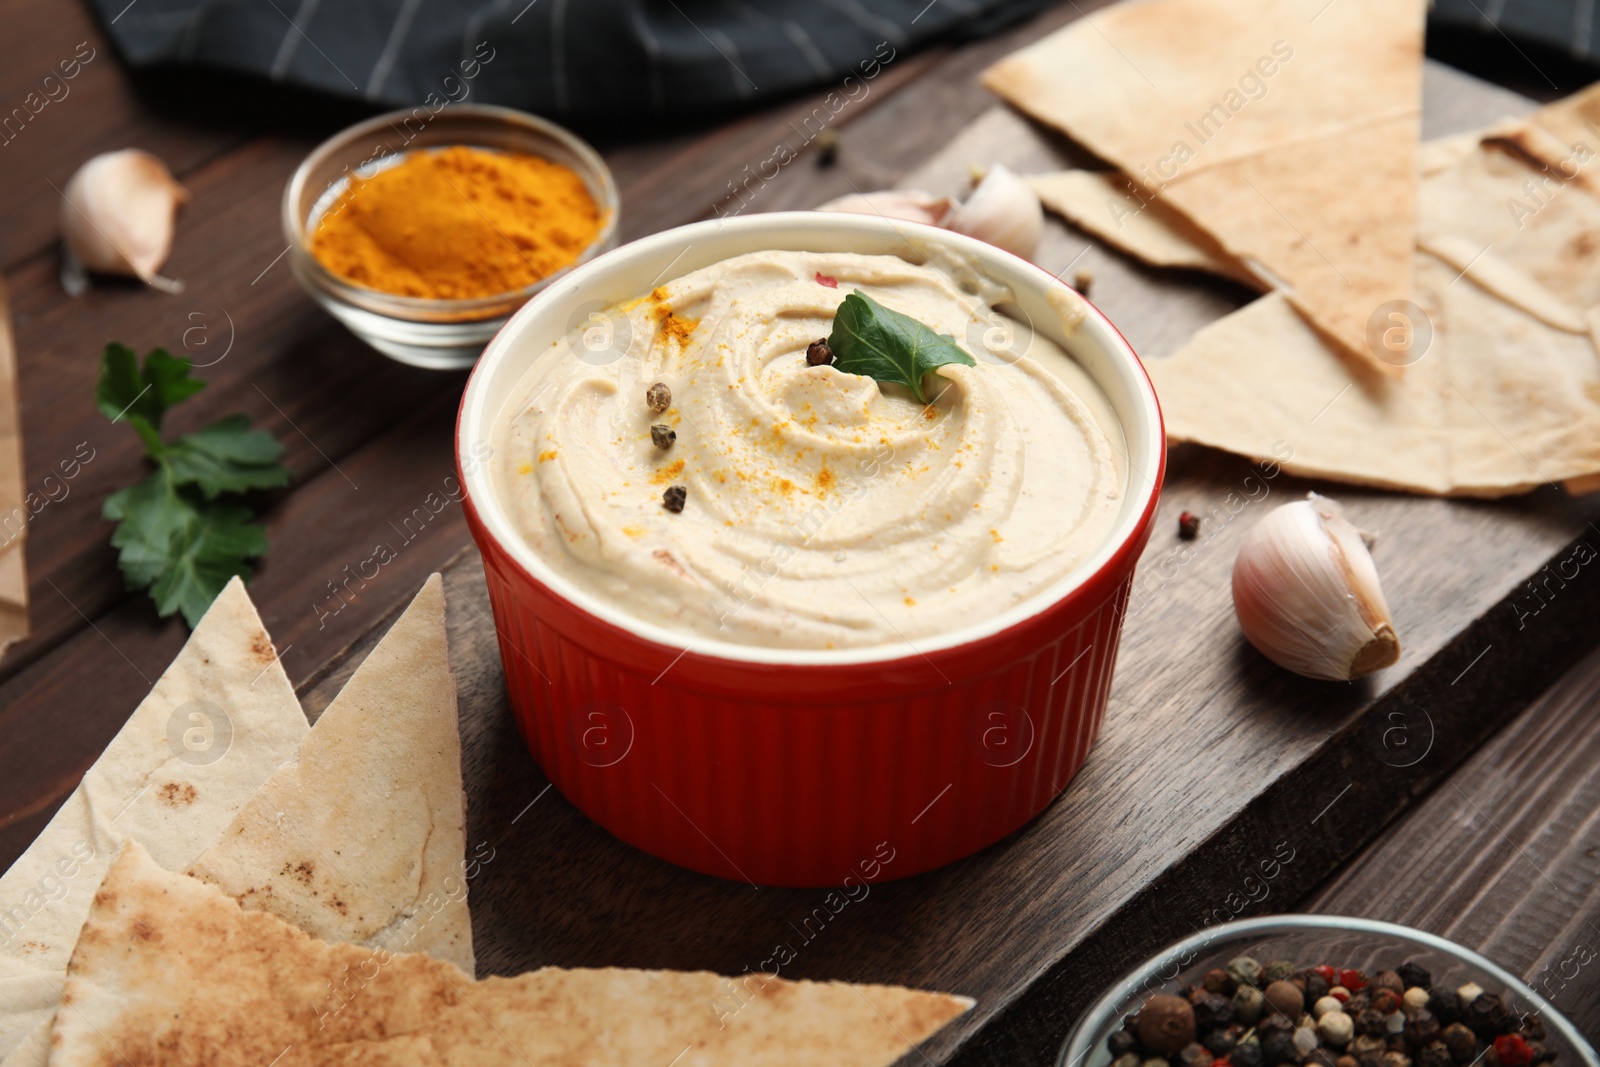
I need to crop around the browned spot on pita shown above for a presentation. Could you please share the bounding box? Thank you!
[280,860,316,887]
[131,919,158,944]
[158,781,198,807]
[250,633,275,662]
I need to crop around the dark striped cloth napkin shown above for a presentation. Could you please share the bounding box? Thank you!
[85,0,1053,119]
[1433,0,1600,62]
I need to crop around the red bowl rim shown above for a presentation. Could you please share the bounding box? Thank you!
[454,212,1166,672]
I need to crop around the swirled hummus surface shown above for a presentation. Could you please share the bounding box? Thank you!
[492,250,1127,649]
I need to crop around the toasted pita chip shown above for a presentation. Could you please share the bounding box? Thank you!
[186,575,472,975]
[0,579,306,1059]
[51,843,971,1067]
[1148,99,1600,496]
[1028,171,1258,284]
[984,0,1426,374]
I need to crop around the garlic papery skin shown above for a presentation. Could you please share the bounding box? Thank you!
[815,190,955,228]
[60,149,188,296]
[1231,494,1400,682]
[945,163,1043,259]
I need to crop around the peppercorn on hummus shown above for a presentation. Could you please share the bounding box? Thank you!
[492,250,1127,649]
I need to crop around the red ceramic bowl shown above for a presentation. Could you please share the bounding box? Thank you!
[457,212,1165,887]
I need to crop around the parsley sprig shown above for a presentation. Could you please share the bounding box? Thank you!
[97,344,290,627]
[826,290,976,404]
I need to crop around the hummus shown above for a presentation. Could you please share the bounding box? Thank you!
[492,250,1126,650]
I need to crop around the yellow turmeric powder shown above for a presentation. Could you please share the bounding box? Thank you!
[309,145,603,300]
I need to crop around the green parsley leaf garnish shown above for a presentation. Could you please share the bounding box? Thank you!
[826,290,976,404]
[98,344,290,627]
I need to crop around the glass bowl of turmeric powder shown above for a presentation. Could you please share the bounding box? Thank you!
[284,105,618,370]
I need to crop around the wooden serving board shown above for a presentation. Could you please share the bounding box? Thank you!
[296,63,1600,1067]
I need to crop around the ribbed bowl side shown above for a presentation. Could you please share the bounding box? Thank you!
[480,538,1131,887]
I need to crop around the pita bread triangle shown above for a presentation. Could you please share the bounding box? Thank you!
[984,0,1426,374]
[0,578,307,1060]
[51,841,971,1067]
[185,574,474,975]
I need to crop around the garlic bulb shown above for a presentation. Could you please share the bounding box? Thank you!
[60,149,188,296]
[815,190,955,228]
[945,163,1042,259]
[1231,494,1400,681]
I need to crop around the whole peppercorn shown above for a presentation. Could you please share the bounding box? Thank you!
[1372,971,1405,995]
[1426,990,1462,1026]
[1465,993,1512,1037]
[1308,1052,1339,1067]
[1304,972,1331,1002]
[1418,1043,1453,1067]
[1337,1057,1359,1067]
[1397,963,1432,992]
[650,423,676,450]
[1178,511,1202,540]
[1194,993,1233,1031]
[1402,988,1431,1012]
[1232,1041,1265,1067]
[1345,992,1372,1015]
[1370,989,1400,1016]
[1228,957,1264,989]
[1204,969,1234,995]
[1262,960,1298,984]
[1350,1037,1387,1058]
[1179,1043,1215,1067]
[1109,1031,1140,1058]
[1114,1055,1142,1067]
[645,382,672,413]
[1356,1009,1387,1038]
[1138,995,1198,1058]
[1314,996,1344,1020]
[1259,1032,1297,1066]
[1293,1025,1320,1055]
[805,339,835,366]
[1356,1050,1386,1067]
[1233,985,1266,1025]
[1258,1014,1294,1037]
[1405,1008,1441,1048]
[1205,1029,1239,1057]
[1320,1010,1355,1047]
[1264,980,1304,1020]
[1144,1059,1172,1067]
[1342,971,1369,993]
[662,485,687,513]
[1382,1053,1412,1067]
[1492,1036,1533,1067]
[1455,984,1484,1007]
[1441,1023,1478,1063]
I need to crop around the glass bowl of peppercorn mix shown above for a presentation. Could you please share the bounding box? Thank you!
[1059,916,1596,1067]
[283,104,618,370]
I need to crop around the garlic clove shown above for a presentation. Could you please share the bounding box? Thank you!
[60,149,188,295]
[815,189,955,228]
[945,162,1043,260]
[1231,494,1400,682]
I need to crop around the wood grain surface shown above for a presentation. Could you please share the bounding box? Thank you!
[3,1,1599,1063]
[1306,642,1600,1042]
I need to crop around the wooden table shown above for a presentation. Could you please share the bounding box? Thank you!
[2,2,1597,1063]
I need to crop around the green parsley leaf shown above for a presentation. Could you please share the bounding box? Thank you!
[165,415,292,499]
[94,343,206,455]
[98,345,288,627]
[826,290,976,405]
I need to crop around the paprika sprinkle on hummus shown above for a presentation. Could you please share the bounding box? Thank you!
[309,145,603,300]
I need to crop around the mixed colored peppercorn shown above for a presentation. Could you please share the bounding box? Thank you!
[1108,956,1554,1067]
